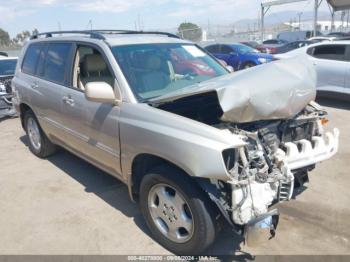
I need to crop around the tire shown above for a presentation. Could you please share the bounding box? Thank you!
[243,62,256,69]
[24,110,57,158]
[139,165,218,255]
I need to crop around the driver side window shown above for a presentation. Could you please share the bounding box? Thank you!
[72,45,114,91]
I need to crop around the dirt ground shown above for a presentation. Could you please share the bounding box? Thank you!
[0,97,349,256]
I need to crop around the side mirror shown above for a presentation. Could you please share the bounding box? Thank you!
[85,82,119,104]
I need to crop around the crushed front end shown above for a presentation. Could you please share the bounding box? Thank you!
[0,76,16,119]
[216,102,339,244]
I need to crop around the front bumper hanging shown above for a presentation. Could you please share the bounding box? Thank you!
[283,128,339,170]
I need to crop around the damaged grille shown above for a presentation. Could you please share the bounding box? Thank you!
[280,120,315,143]
[0,76,14,94]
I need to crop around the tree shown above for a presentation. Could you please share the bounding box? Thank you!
[177,22,202,42]
[12,29,39,46]
[0,28,11,47]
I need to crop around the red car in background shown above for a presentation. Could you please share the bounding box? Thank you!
[170,48,216,76]
[256,39,288,54]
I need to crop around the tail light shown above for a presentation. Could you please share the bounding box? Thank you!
[267,47,277,54]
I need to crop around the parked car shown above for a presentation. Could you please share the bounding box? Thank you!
[256,39,288,54]
[275,40,314,54]
[327,32,350,38]
[308,36,335,42]
[204,43,274,70]
[274,41,350,97]
[239,41,260,49]
[0,56,17,118]
[12,30,339,254]
[277,30,322,42]
[262,39,288,45]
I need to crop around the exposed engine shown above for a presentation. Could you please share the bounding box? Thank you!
[153,90,338,238]
[0,76,16,118]
[216,102,328,225]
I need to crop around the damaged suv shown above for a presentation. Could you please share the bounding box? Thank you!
[0,55,17,118]
[12,30,339,254]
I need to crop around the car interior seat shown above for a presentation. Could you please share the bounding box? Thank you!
[139,55,171,92]
[80,54,114,88]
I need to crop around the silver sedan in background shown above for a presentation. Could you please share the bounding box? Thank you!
[274,41,350,99]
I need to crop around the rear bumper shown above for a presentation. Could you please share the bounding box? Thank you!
[283,128,339,170]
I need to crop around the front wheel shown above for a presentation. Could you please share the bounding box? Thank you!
[24,110,57,158]
[139,165,218,255]
[243,62,256,69]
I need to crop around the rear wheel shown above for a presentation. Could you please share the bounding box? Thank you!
[24,110,57,158]
[139,165,218,255]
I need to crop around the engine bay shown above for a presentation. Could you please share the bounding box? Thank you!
[214,103,327,225]
[0,76,16,118]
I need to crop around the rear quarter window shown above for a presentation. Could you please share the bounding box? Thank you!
[22,44,42,75]
[309,45,347,61]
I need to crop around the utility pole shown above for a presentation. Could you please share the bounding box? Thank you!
[87,19,92,31]
[260,0,307,41]
[313,0,318,37]
[260,4,266,41]
[313,0,323,37]
[297,12,303,30]
[341,11,346,31]
[327,1,335,33]
[331,10,335,32]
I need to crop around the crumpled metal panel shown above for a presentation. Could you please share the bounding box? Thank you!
[152,57,316,123]
[217,57,316,123]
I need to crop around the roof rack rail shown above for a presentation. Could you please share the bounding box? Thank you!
[30,30,105,40]
[30,30,180,40]
[92,30,180,39]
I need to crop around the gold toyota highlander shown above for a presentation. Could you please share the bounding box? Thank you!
[12,30,339,254]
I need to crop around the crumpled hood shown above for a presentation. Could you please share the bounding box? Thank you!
[151,57,316,123]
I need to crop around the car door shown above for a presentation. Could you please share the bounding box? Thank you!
[205,44,221,58]
[219,45,240,69]
[344,45,350,94]
[19,42,71,141]
[308,44,348,93]
[60,43,122,177]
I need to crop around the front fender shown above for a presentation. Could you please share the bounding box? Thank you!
[119,103,245,181]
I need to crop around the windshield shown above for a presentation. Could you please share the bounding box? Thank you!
[0,59,17,76]
[234,44,259,54]
[111,43,228,101]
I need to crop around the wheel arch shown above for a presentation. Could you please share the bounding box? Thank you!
[19,103,33,129]
[129,153,198,202]
[242,60,257,68]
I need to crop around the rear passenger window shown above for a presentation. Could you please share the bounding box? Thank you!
[22,44,42,75]
[206,45,220,53]
[312,45,347,61]
[43,43,72,85]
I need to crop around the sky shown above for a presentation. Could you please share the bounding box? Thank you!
[0,0,331,37]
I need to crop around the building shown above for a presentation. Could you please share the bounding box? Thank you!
[286,20,350,33]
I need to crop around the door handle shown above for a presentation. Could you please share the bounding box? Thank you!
[30,83,39,89]
[62,95,75,106]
